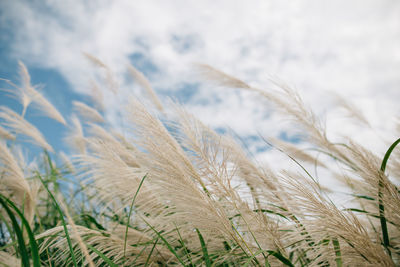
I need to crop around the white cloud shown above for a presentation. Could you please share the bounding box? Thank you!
[2,0,400,161]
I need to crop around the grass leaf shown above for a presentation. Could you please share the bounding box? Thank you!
[142,218,187,266]
[86,243,118,267]
[378,137,400,257]
[0,196,30,267]
[196,228,211,267]
[37,172,78,267]
[332,237,342,267]
[0,195,41,267]
[144,237,159,267]
[123,174,147,261]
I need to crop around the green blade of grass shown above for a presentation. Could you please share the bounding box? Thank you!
[86,243,118,267]
[175,224,193,266]
[380,137,400,172]
[352,194,375,201]
[230,209,288,220]
[0,211,18,254]
[332,237,342,267]
[132,242,150,265]
[196,228,211,267]
[0,195,40,267]
[338,235,370,263]
[378,137,400,257]
[229,221,260,265]
[144,237,159,267]
[243,249,268,267]
[343,208,398,227]
[0,196,30,267]
[141,217,187,266]
[123,174,147,261]
[36,172,78,267]
[81,214,106,230]
[243,250,294,267]
[266,250,294,267]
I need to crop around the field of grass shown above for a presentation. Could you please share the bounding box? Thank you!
[0,59,399,266]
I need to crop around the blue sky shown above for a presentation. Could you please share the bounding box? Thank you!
[0,0,399,169]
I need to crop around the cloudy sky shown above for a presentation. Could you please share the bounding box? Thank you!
[0,0,399,171]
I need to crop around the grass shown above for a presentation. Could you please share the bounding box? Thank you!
[0,60,399,266]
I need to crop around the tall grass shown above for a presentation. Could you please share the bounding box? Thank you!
[0,59,399,266]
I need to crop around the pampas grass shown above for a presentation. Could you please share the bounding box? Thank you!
[0,106,54,152]
[0,60,399,266]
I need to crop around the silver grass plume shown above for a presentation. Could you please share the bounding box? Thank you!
[72,101,104,123]
[125,98,244,255]
[18,61,66,124]
[65,115,86,154]
[83,53,118,94]
[127,64,164,111]
[0,106,53,152]
[0,125,15,140]
[0,142,36,224]
[283,173,394,266]
[0,251,19,267]
[331,91,370,127]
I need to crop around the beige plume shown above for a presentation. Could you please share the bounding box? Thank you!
[65,115,86,154]
[72,101,104,123]
[0,125,15,140]
[84,53,118,94]
[18,61,66,124]
[0,106,53,152]
[0,142,36,224]
[127,64,164,111]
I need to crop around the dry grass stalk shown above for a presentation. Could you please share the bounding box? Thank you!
[0,106,53,152]
[0,126,15,140]
[65,115,86,154]
[331,91,370,127]
[0,142,36,224]
[88,79,105,111]
[127,64,164,112]
[83,53,118,94]
[1,62,66,125]
[72,101,104,123]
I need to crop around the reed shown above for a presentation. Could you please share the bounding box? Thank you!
[0,58,398,266]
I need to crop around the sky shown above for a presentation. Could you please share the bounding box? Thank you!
[0,0,399,175]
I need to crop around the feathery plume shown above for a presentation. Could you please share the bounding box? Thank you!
[269,137,327,168]
[127,64,164,111]
[175,106,287,256]
[59,151,75,172]
[88,79,105,111]
[65,115,86,154]
[17,61,66,124]
[283,173,394,266]
[0,106,53,152]
[331,91,370,127]
[27,87,67,125]
[72,101,104,123]
[0,142,36,224]
[84,53,118,94]
[196,64,252,89]
[0,251,19,267]
[86,123,139,167]
[0,125,15,140]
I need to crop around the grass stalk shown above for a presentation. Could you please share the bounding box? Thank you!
[378,137,400,257]
[123,174,147,262]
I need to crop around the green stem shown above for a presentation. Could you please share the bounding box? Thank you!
[379,137,400,257]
